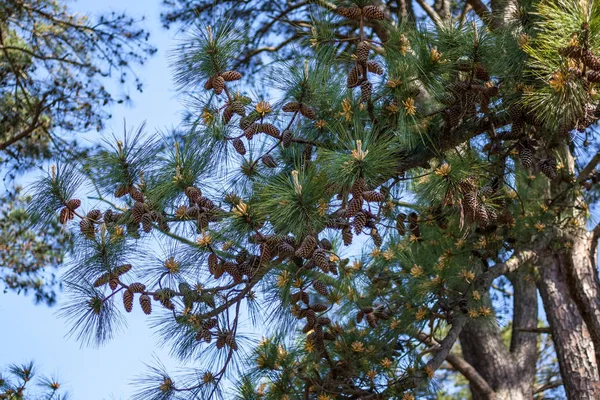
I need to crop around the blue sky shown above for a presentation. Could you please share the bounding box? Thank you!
[0,0,187,398]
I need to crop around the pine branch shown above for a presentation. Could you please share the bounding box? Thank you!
[534,380,563,394]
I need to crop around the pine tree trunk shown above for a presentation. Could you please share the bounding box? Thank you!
[537,252,600,399]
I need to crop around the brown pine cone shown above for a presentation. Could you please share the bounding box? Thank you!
[362,5,385,20]
[220,71,242,81]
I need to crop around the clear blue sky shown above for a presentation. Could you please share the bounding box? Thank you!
[0,1,186,398]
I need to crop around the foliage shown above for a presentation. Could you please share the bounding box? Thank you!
[28,0,600,399]
[0,361,67,400]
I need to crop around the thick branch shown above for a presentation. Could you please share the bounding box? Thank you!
[0,100,45,151]
[578,151,600,184]
[534,380,563,394]
[417,333,495,397]
[413,0,443,26]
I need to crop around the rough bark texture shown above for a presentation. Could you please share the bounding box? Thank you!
[537,253,600,399]
[459,291,535,400]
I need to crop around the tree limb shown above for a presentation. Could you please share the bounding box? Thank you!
[578,151,600,184]
[534,380,563,394]
[413,0,443,26]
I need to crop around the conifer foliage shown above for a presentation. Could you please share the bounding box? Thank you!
[28,0,600,398]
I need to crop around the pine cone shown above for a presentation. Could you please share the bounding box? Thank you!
[59,207,71,224]
[132,202,146,223]
[262,154,277,168]
[275,242,295,257]
[232,138,246,155]
[396,216,406,236]
[204,76,214,90]
[362,190,385,202]
[353,212,367,234]
[184,187,202,203]
[351,177,366,196]
[313,280,328,296]
[312,249,329,271]
[222,106,235,124]
[225,332,238,350]
[138,294,151,315]
[115,264,132,276]
[282,101,301,112]
[463,192,478,214]
[518,143,533,168]
[367,60,384,75]
[583,51,600,71]
[347,64,362,88]
[129,282,146,293]
[282,129,293,147]
[362,5,385,20]
[93,272,111,288]
[371,228,383,247]
[296,235,318,259]
[87,209,102,220]
[346,195,363,217]
[129,187,145,203]
[229,101,245,116]
[79,218,95,239]
[360,80,372,103]
[141,213,153,233]
[587,70,600,83]
[123,289,134,312]
[66,199,81,210]
[220,71,242,81]
[212,76,225,94]
[311,303,328,312]
[538,158,558,180]
[244,123,260,140]
[260,242,272,265]
[476,203,489,227]
[444,105,462,128]
[342,226,353,246]
[366,312,378,328]
[305,309,317,329]
[337,6,361,19]
[320,238,333,250]
[109,276,119,291]
[300,104,316,120]
[260,123,280,138]
[474,64,490,81]
[357,41,370,62]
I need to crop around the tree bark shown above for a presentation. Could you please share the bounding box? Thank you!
[537,252,600,399]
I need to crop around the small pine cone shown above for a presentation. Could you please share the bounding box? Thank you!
[347,64,362,88]
[320,238,333,250]
[197,213,209,230]
[204,76,214,90]
[342,226,353,246]
[300,104,316,120]
[212,76,225,94]
[463,192,478,213]
[362,5,385,20]
[318,317,331,326]
[476,203,489,227]
[486,206,498,223]
[311,303,327,312]
[305,309,317,329]
[132,202,146,223]
[346,196,363,217]
[198,197,215,209]
[396,219,406,236]
[139,294,152,315]
[123,289,134,312]
[225,332,238,350]
[362,190,385,202]
[444,105,462,128]
[87,209,102,220]
[129,282,146,293]
[216,335,225,349]
[160,297,175,311]
[583,51,600,71]
[282,129,293,148]
[409,221,421,238]
[203,318,218,330]
[114,185,128,198]
[312,249,329,271]
[93,272,111,288]
[67,199,81,210]
[59,207,70,224]
[351,177,366,196]
[337,6,361,19]
[229,101,245,116]
[184,187,202,204]
[353,212,367,234]
[301,291,310,305]
[275,242,295,257]
[220,70,242,81]
[115,264,132,276]
[313,280,328,296]
[141,213,153,233]
[222,106,235,124]
[371,228,383,247]
[357,41,370,62]
[109,276,119,291]
[259,242,272,265]
[262,154,277,168]
[282,101,301,112]
[129,187,144,203]
[232,139,246,157]
[296,235,318,258]
[360,80,372,103]
[260,123,280,138]
[518,144,533,168]
[366,312,378,328]
[79,218,95,239]
[474,64,490,81]
[245,123,260,140]
[356,310,365,323]
[587,70,600,83]
[367,60,384,75]
[538,158,558,180]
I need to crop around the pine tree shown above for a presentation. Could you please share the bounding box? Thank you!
[28,0,600,399]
